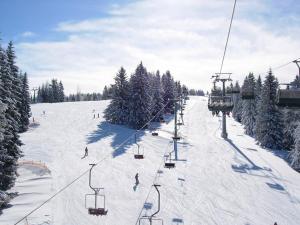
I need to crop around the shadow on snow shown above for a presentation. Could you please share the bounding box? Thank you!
[86,121,145,158]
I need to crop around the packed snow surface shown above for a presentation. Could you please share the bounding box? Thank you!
[1,96,300,225]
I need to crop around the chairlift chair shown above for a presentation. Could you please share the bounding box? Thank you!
[152,132,159,136]
[208,95,234,112]
[139,185,164,225]
[164,153,175,169]
[85,191,107,216]
[134,144,144,159]
[134,133,144,159]
[277,85,300,107]
[85,164,108,216]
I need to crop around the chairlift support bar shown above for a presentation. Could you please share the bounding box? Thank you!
[149,184,161,224]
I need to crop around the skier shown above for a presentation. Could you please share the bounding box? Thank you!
[82,147,88,158]
[135,173,139,185]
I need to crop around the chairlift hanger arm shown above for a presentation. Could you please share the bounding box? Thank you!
[150,184,161,220]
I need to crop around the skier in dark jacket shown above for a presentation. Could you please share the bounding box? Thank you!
[82,147,88,158]
[135,173,139,185]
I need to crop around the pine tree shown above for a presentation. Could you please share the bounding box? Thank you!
[290,123,300,170]
[0,43,20,190]
[182,85,188,98]
[6,41,22,132]
[283,109,300,150]
[255,69,283,149]
[0,67,13,191]
[104,67,130,124]
[102,86,110,100]
[232,81,242,122]
[241,73,256,136]
[161,71,175,113]
[128,62,151,129]
[58,81,65,102]
[19,73,31,132]
[151,71,164,121]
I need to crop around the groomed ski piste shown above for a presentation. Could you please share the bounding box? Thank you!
[1,96,300,225]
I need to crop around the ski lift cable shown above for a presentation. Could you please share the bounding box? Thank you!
[14,99,174,225]
[218,0,237,76]
[272,57,300,71]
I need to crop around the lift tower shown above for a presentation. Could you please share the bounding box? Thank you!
[215,73,232,139]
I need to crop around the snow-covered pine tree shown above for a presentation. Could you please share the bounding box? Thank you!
[232,81,242,122]
[241,73,256,136]
[151,71,164,121]
[175,81,182,98]
[102,86,110,100]
[290,123,300,170]
[19,72,31,132]
[51,79,59,102]
[182,85,188,98]
[255,69,283,149]
[58,81,65,102]
[254,75,263,139]
[6,41,22,132]
[128,63,151,129]
[283,109,300,150]
[104,67,130,124]
[0,68,12,191]
[161,71,175,113]
[0,43,20,190]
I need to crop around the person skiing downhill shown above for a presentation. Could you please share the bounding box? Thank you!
[135,173,139,185]
[82,147,88,159]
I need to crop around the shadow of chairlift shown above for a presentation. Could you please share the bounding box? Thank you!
[85,164,108,216]
[139,184,164,225]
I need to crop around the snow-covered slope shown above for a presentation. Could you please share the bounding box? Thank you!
[1,97,300,225]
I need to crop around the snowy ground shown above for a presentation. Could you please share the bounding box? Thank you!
[1,96,300,225]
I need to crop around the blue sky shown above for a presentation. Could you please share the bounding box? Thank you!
[0,0,130,42]
[0,0,299,93]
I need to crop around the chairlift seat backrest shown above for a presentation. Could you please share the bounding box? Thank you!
[277,89,300,107]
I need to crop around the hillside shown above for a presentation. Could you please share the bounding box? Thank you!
[1,96,300,225]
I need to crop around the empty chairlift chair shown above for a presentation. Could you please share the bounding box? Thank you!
[134,133,144,159]
[139,184,164,225]
[164,152,175,169]
[85,164,108,216]
[134,143,144,159]
[277,84,300,107]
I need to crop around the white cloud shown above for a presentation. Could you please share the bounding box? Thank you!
[21,31,35,37]
[16,0,300,94]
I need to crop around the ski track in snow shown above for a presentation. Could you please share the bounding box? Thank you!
[1,97,300,225]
